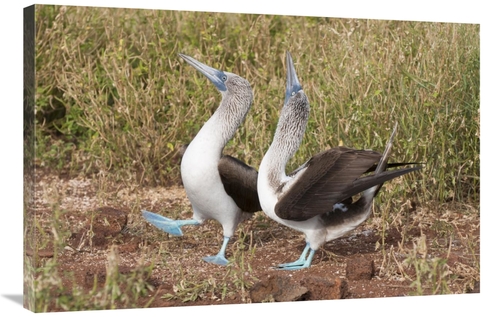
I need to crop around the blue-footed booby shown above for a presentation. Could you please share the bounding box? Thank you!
[257,51,421,270]
[142,54,261,266]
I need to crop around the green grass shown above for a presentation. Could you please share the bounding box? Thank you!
[34,5,479,204]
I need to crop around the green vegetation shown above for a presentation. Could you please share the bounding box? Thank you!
[28,4,480,311]
[34,5,479,203]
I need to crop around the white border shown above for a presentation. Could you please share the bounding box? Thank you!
[2,1,495,316]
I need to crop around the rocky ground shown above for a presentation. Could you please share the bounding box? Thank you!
[25,169,480,311]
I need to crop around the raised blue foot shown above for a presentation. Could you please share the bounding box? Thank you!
[141,210,200,236]
[203,236,230,266]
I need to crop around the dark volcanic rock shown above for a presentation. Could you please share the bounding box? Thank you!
[250,274,348,303]
[346,256,375,280]
[250,275,308,302]
[300,276,348,300]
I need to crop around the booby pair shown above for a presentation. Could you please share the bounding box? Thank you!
[142,54,261,266]
[143,52,420,270]
[257,52,422,270]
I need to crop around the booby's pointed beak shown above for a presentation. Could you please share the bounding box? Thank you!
[285,51,303,105]
[179,53,227,92]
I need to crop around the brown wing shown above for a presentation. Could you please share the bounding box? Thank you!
[318,124,423,227]
[275,147,420,221]
[218,155,262,213]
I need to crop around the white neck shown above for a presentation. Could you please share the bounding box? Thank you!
[187,88,253,159]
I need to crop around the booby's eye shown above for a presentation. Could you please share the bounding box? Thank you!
[222,75,227,81]
[291,91,296,96]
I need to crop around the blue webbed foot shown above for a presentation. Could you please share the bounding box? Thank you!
[203,255,229,266]
[275,245,315,270]
[202,236,230,266]
[141,210,200,236]
[277,258,310,269]
[276,262,312,270]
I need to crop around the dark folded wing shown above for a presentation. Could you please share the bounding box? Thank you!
[275,147,421,221]
[218,155,262,213]
[275,147,381,221]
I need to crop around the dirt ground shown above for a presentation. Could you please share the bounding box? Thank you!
[25,168,480,311]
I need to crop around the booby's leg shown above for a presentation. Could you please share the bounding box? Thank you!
[203,236,230,266]
[142,210,200,236]
[276,243,316,270]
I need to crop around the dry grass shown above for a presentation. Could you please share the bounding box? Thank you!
[34,5,479,203]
